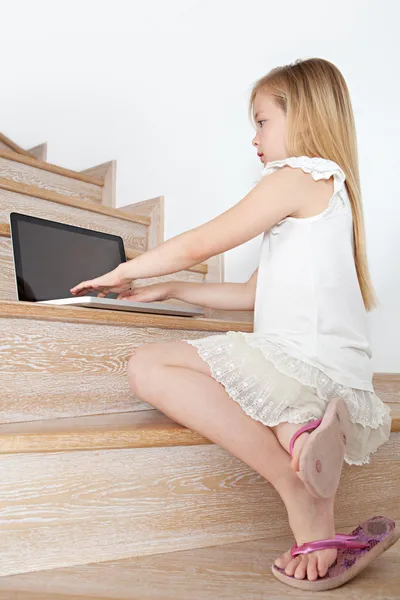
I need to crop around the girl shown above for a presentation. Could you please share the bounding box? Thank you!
[70,57,399,591]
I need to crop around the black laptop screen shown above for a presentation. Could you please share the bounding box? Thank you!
[10,213,127,302]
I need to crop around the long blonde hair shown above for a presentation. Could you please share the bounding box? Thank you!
[248,57,378,311]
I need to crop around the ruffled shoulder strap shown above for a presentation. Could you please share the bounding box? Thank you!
[262,155,346,197]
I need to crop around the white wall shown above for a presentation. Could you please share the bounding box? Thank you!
[1,0,398,371]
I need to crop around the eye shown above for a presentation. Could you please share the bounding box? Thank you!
[257,120,266,127]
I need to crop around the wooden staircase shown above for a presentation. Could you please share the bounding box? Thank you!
[0,134,398,596]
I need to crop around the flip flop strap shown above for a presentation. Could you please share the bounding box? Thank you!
[291,535,370,557]
[289,417,323,456]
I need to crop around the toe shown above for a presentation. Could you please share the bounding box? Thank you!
[285,556,302,576]
[317,555,330,578]
[294,556,308,579]
[307,555,319,581]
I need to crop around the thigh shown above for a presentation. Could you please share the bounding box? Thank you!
[128,340,212,377]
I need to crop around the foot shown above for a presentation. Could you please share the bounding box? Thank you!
[272,422,312,474]
[274,483,338,581]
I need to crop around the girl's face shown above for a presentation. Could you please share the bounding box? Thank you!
[252,92,288,166]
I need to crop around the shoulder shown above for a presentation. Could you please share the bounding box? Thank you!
[262,155,346,185]
[258,156,346,218]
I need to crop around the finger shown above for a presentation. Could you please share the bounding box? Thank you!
[70,283,90,294]
[72,288,89,296]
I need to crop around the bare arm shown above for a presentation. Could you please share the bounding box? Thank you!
[116,167,306,282]
[168,268,258,311]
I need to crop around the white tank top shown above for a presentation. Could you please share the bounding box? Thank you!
[252,155,373,392]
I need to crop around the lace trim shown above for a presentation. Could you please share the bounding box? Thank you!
[262,155,346,185]
[236,332,391,429]
[182,332,392,467]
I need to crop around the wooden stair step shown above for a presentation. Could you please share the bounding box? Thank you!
[0,407,397,577]
[0,299,246,329]
[0,300,252,424]
[0,175,150,251]
[0,403,398,454]
[0,531,398,597]
[0,147,104,193]
[0,133,47,160]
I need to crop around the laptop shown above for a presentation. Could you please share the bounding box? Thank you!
[9,212,205,317]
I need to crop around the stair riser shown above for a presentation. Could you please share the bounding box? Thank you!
[0,157,103,204]
[0,315,214,423]
[0,190,148,253]
[0,433,398,577]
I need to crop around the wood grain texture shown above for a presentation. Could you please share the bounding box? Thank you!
[0,433,397,577]
[0,403,398,454]
[0,533,398,598]
[373,373,400,402]
[26,142,47,162]
[0,410,210,453]
[101,159,116,209]
[0,443,290,576]
[0,140,16,152]
[79,160,112,184]
[0,187,149,253]
[0,178,149,225]
[0,301,252,422]
[80,160,116,207]
[0,300,251,331]
[120,196,165,249]
[0,133,36,158]
[0,148,104,187]
[0,155,103,203]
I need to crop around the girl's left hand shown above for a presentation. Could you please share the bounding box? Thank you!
[70,266,132,298]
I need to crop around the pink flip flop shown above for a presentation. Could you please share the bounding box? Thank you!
[289,396,351,499]
[271,515,400,591]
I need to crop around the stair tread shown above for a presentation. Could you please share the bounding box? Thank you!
[0,176,150,226]
[0,299,252,331]
[0,531,398,598]
[0,403,398,454]
[0,147,105,187]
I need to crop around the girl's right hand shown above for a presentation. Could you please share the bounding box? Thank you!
[116,282,172,303]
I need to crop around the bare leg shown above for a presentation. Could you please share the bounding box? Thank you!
[128,348,338,581]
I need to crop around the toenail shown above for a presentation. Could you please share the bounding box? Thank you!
[316,459,322,472]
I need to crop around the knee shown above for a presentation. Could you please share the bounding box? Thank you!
[127,344,156,393]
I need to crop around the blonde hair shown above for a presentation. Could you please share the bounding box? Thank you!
[248,57,378,311]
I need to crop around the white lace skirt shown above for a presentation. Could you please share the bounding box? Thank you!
[181,331,392,466]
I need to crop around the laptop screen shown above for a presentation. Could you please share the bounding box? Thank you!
[10,212,127,302]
